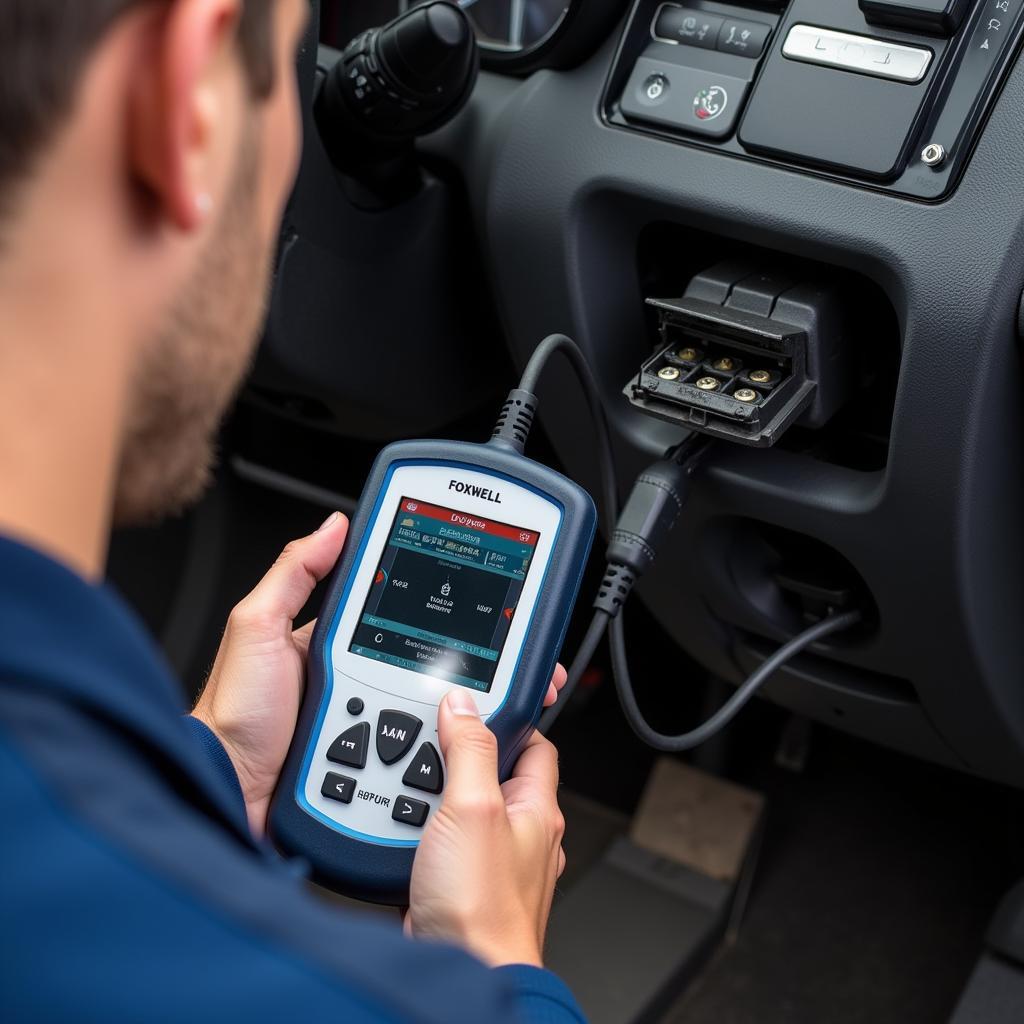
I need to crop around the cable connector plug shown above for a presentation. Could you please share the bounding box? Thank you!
[601,434,712,597]
[490,388,538,454]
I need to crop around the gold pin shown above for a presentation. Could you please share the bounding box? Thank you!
[712,357,737,372]
[695,376,719,391]
[748,369,771,384]
[657,366,681,381]
[734,388,758,402]
[677,347,700,362]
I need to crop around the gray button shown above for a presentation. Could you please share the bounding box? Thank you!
[653,5,723,50]
[782,24,932,83]
[620,57,750,140]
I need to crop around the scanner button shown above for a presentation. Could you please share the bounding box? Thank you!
[392,794,430,827]
[376,710,422,765]
[346,697,364,715]
[321,772,356,804]
[402,742,444,794]
[327,721,370,769]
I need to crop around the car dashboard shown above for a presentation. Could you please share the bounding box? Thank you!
[249,0,1024,788]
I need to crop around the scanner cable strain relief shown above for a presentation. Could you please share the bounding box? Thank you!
[594,562,636,618]
[490,388,538,454]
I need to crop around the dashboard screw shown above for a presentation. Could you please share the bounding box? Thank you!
[921,142,946,167]
[695,376,719,391]
[749,369,771,384]
[712,357,737,371]
[734,388,758,402]
[657,366,681,381]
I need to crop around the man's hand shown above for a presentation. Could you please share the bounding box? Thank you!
[191,511,349,835]
[192,513,568,838]
[408,686,568,969]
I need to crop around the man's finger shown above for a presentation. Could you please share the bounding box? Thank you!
[541,663,568,708]
[233,513,348,626]
[542,663,568,708]
[507,728,559,793]
[436,690,502,809]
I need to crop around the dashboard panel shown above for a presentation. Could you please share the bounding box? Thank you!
[261,0,1024,787]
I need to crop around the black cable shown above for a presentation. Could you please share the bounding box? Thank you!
[509,334,864,751]
[492,333,618,537]
[608,608,863,752]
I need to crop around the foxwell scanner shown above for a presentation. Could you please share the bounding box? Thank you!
[270,403,596,903]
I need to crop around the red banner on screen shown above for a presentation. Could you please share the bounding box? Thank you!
[400,497,539,547]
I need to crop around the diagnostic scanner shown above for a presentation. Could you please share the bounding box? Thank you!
[270,437,596,903]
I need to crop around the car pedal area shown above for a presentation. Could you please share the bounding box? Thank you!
[545,759,764,1024]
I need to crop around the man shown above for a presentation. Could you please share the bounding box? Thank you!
[0,2,584,1020]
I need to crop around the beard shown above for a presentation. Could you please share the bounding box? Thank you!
[112,127,269,526]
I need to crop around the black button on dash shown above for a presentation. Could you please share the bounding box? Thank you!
[392,794,430,827]
[717,18,772,59]
[402,742,444,794]
[376,710,422,765]
[327,721,370,769]
[654,7,723,50]
[322,772,356,804]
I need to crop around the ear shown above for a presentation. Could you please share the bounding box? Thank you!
[128,0,245,233]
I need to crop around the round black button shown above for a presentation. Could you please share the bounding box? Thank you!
[346,697,364,715]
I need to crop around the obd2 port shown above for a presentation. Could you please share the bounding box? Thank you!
[626,263,852,447]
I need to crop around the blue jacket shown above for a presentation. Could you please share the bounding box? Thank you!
[0,535,585,1023]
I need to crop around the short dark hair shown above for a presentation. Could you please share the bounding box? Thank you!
[0,0,276,218]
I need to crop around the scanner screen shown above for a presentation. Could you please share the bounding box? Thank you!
[349,497,541,692]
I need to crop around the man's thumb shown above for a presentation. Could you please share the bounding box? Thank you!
[437,690,501,803]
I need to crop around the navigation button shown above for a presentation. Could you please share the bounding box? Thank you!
[402,742,444,794]
[327,721,370,769]
[321,772,356,804]
[392,794,430,827]
[376,710,422,765]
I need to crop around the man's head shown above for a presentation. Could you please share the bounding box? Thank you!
[0,0,309,526]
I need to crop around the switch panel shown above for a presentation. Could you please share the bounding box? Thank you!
[604,0,1024,198]
[620,55,752,139]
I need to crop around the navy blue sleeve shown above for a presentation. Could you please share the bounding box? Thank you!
[496,966,588,1023]
[1,690,587,1024]
[181,714,247,817]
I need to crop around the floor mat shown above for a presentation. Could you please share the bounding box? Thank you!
[663,730,1024,1024]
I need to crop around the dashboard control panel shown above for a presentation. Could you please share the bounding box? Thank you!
[605,0,1024,198]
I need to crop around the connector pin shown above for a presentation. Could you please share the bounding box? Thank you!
[657,366,681,381]
[695,376,720,391]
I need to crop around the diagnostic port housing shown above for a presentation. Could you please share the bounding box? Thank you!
[625,263,851,447]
